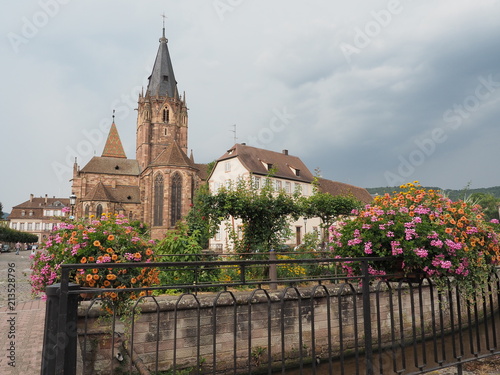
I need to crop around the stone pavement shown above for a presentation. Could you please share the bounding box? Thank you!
[0,249,45,375]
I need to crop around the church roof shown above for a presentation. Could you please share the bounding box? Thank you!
[316,178,373,204]
[146,29,178,98]
[150,141,194,168]
[102,122,126,158]
[80,156,140,176]
[217,144,315,183]
[83,181,115,202]
[194,163,210,181]
[81,182,141,204]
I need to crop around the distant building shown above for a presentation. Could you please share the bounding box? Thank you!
[208,143,372,252]
[8,194,71,243]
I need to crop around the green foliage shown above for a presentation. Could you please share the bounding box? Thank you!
[0,225,38,243]
[155,224,220,287]
[211,176,302,253]
[0,202,4,220]
[469,193,500,221]
[185,183,220,249]
[301,184,362,241]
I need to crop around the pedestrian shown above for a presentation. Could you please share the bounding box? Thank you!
[15,241,21,255]
[31,244,37,256]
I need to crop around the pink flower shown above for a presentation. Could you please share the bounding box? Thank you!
[364,242,373,254]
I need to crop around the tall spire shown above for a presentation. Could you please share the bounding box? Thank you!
[146,20,178,99]
[102,112,127,158]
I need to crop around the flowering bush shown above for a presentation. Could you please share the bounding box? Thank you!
[329,183,500,295]
[30,214,159,307]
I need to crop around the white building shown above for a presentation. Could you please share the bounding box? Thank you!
[208,143,372,252]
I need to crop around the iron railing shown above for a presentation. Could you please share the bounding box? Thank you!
[41,255,500,375]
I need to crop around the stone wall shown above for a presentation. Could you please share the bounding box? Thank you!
[77,282,485,374]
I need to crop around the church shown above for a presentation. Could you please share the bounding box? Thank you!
[71,28,207,239]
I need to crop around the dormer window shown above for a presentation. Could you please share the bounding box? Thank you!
[163,75,169,81]
[288,165,300,177]
[267,163,273,170]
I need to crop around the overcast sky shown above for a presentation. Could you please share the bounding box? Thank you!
[2,0,500,212]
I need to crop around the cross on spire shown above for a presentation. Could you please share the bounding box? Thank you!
[161,12,167,38]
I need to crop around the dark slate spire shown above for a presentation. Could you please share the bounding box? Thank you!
[146,27,178,98]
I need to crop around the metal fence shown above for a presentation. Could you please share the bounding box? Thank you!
[41,255,500,375]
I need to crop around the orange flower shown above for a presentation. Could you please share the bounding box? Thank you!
[445,228,453,234]
[106,274,117,280]
[107,234,115,241]
[93,274,100,280]
[88,256,95,262]
[146,248,153,256]
[134,252,141,259]
[92,268,99,274]
[131,277,137,284]
[86,274,93,282]
[103,280,111,287]
[110,292,118,299]
[111,254,118,261]
[93,240,101,247]
[80,257,87,264]
[72,231,77,236]
[106,248,114,254]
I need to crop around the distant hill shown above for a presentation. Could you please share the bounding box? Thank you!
[366,186,500,201]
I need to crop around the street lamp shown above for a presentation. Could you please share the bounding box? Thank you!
[303,217,308,234]
[69,193,77,218]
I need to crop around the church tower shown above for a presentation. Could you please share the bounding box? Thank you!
[136,27,188,171]
[137,27,201,239]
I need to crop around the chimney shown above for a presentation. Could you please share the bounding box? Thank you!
[45,194,48,204]
[30,194,34,202]
[282,149,288,155]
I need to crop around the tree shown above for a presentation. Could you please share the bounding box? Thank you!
[210,176,302,253]
[301,187,362,242]
[0,202,4,220]
[470,193,500,222]
[185,183,221,249]
[0,226,38,243]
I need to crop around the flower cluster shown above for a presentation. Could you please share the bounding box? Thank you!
[30,214,159,303]
[329,182,500,292]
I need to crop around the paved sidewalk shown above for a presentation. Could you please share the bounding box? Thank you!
[0,250,46,375]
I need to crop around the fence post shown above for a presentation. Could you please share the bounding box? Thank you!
[361,260,374,375]
[269,249,277,290]
[41,282,80,375]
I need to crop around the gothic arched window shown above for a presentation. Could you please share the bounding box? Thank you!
[163,108,169,123]
[84,205,90,218]
[170,173,182,227]
[154,173,164,226]
[96,204,103,218]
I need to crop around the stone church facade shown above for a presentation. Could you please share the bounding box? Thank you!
[71,29,206,239]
